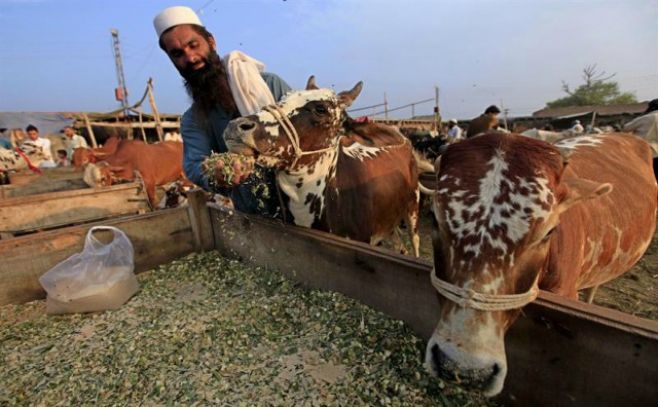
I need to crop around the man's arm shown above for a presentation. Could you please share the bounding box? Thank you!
[181,108,212,189]
[623,115,645,133]
[262,72,292,102]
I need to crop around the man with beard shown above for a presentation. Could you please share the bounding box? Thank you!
[154,6,291,217]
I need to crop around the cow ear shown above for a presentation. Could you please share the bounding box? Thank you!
[306,76,319,90]
[558,178,612,214]
[338,81,364,108]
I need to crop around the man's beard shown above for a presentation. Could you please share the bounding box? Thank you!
[182,50,239,120]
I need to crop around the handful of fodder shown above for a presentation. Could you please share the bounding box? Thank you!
[203,152,256,188]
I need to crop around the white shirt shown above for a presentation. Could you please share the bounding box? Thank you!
[570,123,584,133]
[448,125,463,140]
[624,112,658,156]
[64,134,89,157]
[26,137,56,168]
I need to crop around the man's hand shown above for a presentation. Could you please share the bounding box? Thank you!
[203,152,256,188]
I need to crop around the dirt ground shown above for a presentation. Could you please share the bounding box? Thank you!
[401,207,658,321]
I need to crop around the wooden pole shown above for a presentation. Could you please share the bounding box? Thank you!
[384,93,389,120]
[147,78,164,142]
[82,113,98,148]
[138,111,148,142]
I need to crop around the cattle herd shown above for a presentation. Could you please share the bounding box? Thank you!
[1,79,656,398]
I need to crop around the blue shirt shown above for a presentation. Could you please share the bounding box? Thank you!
[181,72,292,216]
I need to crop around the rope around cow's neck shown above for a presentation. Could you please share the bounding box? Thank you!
[430,268,539,311]
[261,105,338,168]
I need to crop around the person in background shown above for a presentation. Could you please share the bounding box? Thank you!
[0,128,11,149]
[446,119,463,142]
[56,149,70,167]
[62,125,88,159]
[570,119,584,134]
[624,98,658,179]
[153,6,292,217]
[24,124,56,168]
[466,105,501,138]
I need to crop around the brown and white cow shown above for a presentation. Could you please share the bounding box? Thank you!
[223,79,422,255]
[425,132,657,396]
[0,141,47,172]
[83,140,185,207]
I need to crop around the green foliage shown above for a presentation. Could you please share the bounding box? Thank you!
[546,65,637,108]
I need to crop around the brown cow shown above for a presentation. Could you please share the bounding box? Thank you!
[83,140,185,207]
[223,78,422,255]
[425,132,657,396]
[72,136,121,169]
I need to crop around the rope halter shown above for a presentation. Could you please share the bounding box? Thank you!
[261,104,338,168]
[430,268,539,311]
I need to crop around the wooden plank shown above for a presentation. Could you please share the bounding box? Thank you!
[186,189,214,252]
[0,183,150,234]
[5,167,82,187]
[209,205,658,407]
[0,208,195,306]
[1,176,87,198]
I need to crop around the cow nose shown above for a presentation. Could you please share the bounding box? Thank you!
[429,343,502,392]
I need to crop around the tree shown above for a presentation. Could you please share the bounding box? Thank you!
[546,65,637,108]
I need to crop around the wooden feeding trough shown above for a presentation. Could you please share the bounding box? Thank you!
[0,190,656,406]
[0,182,149,238]
[0,168,89,199]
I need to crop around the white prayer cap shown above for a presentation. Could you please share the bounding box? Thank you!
[153,6,203,38]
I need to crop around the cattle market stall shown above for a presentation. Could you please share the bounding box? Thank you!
[0,191,656,406]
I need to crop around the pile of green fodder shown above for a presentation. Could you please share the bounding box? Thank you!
[0,252,493,406]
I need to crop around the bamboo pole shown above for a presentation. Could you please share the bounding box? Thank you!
[138,111,148,142]
[147,78,164,142]
[82,113,98,148]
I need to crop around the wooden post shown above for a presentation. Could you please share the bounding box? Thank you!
[138,111,148,142]
[147,78,164,142]
[82,113,98,148]
[186,189,214,252]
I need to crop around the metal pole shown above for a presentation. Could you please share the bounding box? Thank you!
[111,29,130,117]
[500,99,509,130]
[384,93,389,120]
[434,86,440,132]
[411,103,415,118]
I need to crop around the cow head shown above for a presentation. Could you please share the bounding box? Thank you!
[83,162,125,188]
[223,76,363,171]
[425,133,611,396]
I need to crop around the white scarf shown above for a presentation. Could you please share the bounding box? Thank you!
[223,51,276,116]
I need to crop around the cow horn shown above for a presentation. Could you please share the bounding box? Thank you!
[306,76,319,90]
[338,81,364,108]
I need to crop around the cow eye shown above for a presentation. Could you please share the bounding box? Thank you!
[314,105,328,115]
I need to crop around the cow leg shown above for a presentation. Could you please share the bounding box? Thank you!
[584,285,600,304]
[391,227,409,255]
[405,190,421,257]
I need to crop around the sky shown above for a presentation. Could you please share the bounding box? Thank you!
[1,0,657,120]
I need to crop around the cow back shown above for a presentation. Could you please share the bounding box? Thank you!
[545,134,657,292]
[327,124,419,241]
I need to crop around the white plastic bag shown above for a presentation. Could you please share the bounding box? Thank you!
[39,226,139,314]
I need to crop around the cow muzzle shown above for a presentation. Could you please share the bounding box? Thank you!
[224,117,259,156]
[425,335,507,397]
